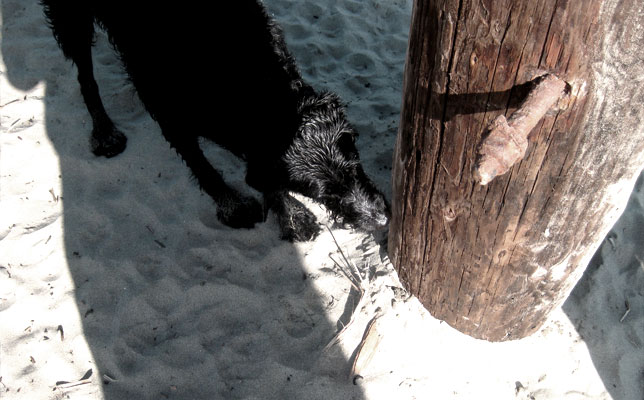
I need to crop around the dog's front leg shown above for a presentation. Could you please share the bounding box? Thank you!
[168,136,263,229]
[264,191,321,242]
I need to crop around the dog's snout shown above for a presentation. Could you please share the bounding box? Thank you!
[371,208,390,231]
[375,212,389,228]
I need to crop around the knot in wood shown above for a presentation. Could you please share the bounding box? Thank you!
[443,206,457,222]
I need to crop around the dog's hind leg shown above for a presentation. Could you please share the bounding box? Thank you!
[168,135,263,229]
[43,1,127,157]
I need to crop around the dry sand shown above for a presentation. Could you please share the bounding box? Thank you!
[1,0,642,399]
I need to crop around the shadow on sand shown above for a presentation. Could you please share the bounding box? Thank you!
[563,172,644,400]
[1,1,366,398]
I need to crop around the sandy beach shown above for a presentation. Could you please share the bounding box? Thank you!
[1,0,642,399]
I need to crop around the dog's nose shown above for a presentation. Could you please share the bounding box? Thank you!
[377,203,391,228]
[367,210,389,232]
[375,213,389,228]
[370,214,390,244]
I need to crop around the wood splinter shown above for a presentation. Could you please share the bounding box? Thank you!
[474,74,568,185]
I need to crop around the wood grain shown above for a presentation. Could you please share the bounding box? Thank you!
[389,0,644,341]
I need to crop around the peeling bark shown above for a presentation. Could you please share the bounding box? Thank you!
[389,0,644,341]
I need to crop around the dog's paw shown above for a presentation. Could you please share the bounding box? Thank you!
[280,220,321,242]
[216,192,263,229]
[278,199,321,242]
[91,125,127,158]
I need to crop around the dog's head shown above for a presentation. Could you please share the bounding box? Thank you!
[285,92,390,232]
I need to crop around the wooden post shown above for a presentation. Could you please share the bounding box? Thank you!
[389,0,644,341]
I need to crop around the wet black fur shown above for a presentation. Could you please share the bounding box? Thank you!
[41,0,389,241]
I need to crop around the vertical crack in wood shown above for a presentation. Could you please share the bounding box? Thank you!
[480,245,516,329]
[512,111,562,242]
[454,257,468,311]
[474,5,516,174]
[497,172,514,218]
[538,0,559,67]
[418,0,465,298]
[503,39,528,116]
[407,1,442,292]
[394,0,433,281]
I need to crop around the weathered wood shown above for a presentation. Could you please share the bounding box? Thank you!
[389,0,644,341]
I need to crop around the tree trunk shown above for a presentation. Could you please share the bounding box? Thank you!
[389,0,644,341]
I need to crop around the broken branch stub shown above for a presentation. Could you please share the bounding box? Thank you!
[474,74,568,185]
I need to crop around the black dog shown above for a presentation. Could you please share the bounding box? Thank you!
[41,0,389,241]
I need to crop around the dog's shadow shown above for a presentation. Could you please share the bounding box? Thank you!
[1,1,366,399]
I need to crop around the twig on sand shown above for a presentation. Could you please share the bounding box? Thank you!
[48,188,59,203]
[323,227,384,380]
[329,254,361,293]
[323,227,367,352]
[327,226,365,285]
[350,310,383,380]
[0,98,21,108]
[55,369,93,389]
[322,270,368,353]
[619,300,631,323]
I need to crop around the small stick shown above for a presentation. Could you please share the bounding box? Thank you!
[619,300,631,323]
[56,379,92,389]
[474,74,568,185]
[0,98,20,108]
[56,369,93,389]
[323,260,366,352]
[323,227,368,352]
[329,255,361,293]
[327,227,355,277]
[48,188,58,203]
[350,313,383,378]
